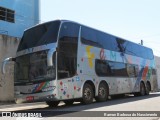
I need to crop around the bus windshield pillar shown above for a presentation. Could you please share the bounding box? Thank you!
[47,48,56,66]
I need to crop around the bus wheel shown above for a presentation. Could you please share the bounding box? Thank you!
[46,101,60,107]
[96,83,108,102]
[145,82,150,95]
[64,100,74,106]
[82,83,94,104]
[140,82,145,96]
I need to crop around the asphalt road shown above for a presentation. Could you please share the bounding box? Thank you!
[0,92,160,120]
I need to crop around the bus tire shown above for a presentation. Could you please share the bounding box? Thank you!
[95,83,108,102]
[145,82,150,95]
[82,83,94,104]
[64,100,74,106]
[46,101,60,107]
[139,82,145,96]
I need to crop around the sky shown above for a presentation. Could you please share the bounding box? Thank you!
[40,0,160,57]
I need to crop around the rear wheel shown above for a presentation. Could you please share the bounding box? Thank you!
[145,82,151,95]
[95,83,108,102]
[140,82,145,96]
[46,101,60,107]
[82,83,94,104]
[134,82,145,96]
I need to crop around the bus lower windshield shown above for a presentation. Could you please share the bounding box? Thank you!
[15,50,56,82]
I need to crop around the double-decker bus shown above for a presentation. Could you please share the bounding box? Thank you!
[2,20,156,107]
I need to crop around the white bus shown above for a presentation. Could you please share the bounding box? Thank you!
[2,20,156,107]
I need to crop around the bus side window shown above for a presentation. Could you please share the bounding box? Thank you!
[127,64,138,77]
[57,52,69,79]
[152,69,156,75]
[95,59,112,76]
[134,65,139,77]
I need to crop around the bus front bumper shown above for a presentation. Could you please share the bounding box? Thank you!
[15,91,58,104]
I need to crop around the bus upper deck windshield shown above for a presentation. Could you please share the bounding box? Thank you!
[17,20,60,51]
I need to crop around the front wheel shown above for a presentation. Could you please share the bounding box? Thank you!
[46,101,60,107]
[81,83,94,104]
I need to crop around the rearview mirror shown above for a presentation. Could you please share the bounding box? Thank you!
[1,57,15,74]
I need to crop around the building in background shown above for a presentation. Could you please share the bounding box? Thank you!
[0,0,40,37]
[0,0,40,101]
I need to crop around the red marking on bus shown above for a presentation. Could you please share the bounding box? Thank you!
[142,66,149,80]
[36,82,45,92]
[81,58,84,62]
[100,49,106,60]
[60,81,63,86]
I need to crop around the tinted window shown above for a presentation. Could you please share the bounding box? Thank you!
[109,62,128,77]
[95,59,128,77]
[58,22,79,79]
[144,48,153,59]
[123,41,153,60]
[15,50,56,82]
[98,32,118,51]
[17,21,60,51]
[125,41,134,55]
[81,26,153,60]
[81,27,102,47]
[148,49,154,59]
[152,69,156,75]
[127,64,138,77]
[95,60,113,76]
[59,22,79,55]
[81,27,119,51]
[59,22,79,44]
[116,38,127,52]
[133,44,141,56]
[142,47,147,59]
